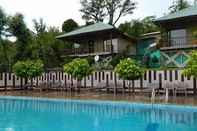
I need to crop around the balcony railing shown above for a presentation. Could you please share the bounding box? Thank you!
[160,36,197,49]
[61,46,113,56]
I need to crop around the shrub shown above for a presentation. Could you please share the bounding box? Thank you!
[13,60,44,87]
[63,58,93,90]
[110,55,126,68]
[115,58,144,92]
[183,51,197,78]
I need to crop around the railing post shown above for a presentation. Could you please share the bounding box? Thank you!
[4,73,7,91]
[13,75,15,89]
[193,78,197,95]
[159,73,162,89]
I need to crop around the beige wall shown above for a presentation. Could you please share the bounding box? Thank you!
[77,38,135,55]
[118,38,136,55]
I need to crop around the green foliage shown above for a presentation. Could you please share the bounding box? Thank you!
[169,0,191,13]
[62,19,79,33]
[182,51,197,78]
[13,60,44,79]
[119,16,159,37]
[32,22,64,69]
[64,58,93,81]
[33,18,46,34]
[110,55,126,68]
[8,13,33,60]
[0,7,7,37]
[80,0,136,25]
[115,58,144,80]
[86,56,95,66]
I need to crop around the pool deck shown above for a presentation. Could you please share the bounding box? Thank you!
[0,90,197,106]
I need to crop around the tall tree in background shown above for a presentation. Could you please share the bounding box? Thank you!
[33,18,46,35]
[119,16,159,38]
[62,19,79,33]
[80,0,106,24]
[32,19,64,68]
[169,0,191,13]
[80,0,136,26]
[0,7,14,72]
[8,13,33,60]
[119,20,143,38]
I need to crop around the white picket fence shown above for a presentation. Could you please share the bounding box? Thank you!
[0,70,196,94]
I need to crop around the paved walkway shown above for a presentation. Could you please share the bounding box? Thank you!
[0,90,197,106]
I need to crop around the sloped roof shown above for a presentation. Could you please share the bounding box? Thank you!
[57,22,114,39]
[155,5,197,22]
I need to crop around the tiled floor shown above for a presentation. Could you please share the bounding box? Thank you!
[0,90,197,106]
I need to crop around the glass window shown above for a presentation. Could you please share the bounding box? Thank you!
[169,29,187,47]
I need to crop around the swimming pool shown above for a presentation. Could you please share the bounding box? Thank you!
[0,96,197,131]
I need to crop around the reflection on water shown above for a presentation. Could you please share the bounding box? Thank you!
[0,98,197,131]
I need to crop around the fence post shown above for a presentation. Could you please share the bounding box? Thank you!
[20,77,23,89]
[140,77,143,92]
[91,74,93,88]
[13,75,15,88]
[114,73,117,94]
[64,75,67,90]
[106,74,109,93]
[4,73,7,90]
[193,78,196,95]
[159,73,162,89]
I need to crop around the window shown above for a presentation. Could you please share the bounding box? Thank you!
[88,41,94,53]
[104,40,112,52]
[168,29,187,47]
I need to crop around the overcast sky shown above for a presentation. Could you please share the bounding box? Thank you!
[0,0,194,30]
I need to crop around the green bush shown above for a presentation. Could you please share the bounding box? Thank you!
[13,60,44,85]
[183,51,197,78]
[115,58,144,80]
[110,55,126,68]
[115,58,144,92]
[64,58,93,82]
[86,56,95,66]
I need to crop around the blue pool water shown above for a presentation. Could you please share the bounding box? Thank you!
[0,97,197,131]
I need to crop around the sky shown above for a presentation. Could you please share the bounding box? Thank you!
[0,0,194,30]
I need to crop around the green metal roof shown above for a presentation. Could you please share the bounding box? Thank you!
[156,5,197,22]
[57,22,114,39]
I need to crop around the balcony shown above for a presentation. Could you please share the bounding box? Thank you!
[160,36,197,50]
[61,45,113,57]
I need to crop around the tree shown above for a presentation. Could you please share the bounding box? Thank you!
[13,60,44,89]
[64,58,93,91]
[80,0,106,23]
[115,58,144,93]
[182,51,197,78]
[119,20,143,38]
[8,13,33,60]
[0,7,15,72]
[80,0,136,26]
[169,0,191,13]
[32,24,64,69]
[118,16,159,38]
[62,19,79,33]
[33,18,46,35]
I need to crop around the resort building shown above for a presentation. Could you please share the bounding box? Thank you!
[155,5,197,68]
[58,6,197,69]
[57,22,136,57]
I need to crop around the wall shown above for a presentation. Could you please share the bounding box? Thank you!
[0,70,196,94]
[118,38,136,55]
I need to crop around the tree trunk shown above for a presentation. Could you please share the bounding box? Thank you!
[24,77,28,90]
[30,78,33,90]
[132,80,135,93]
[77,79,81,92]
